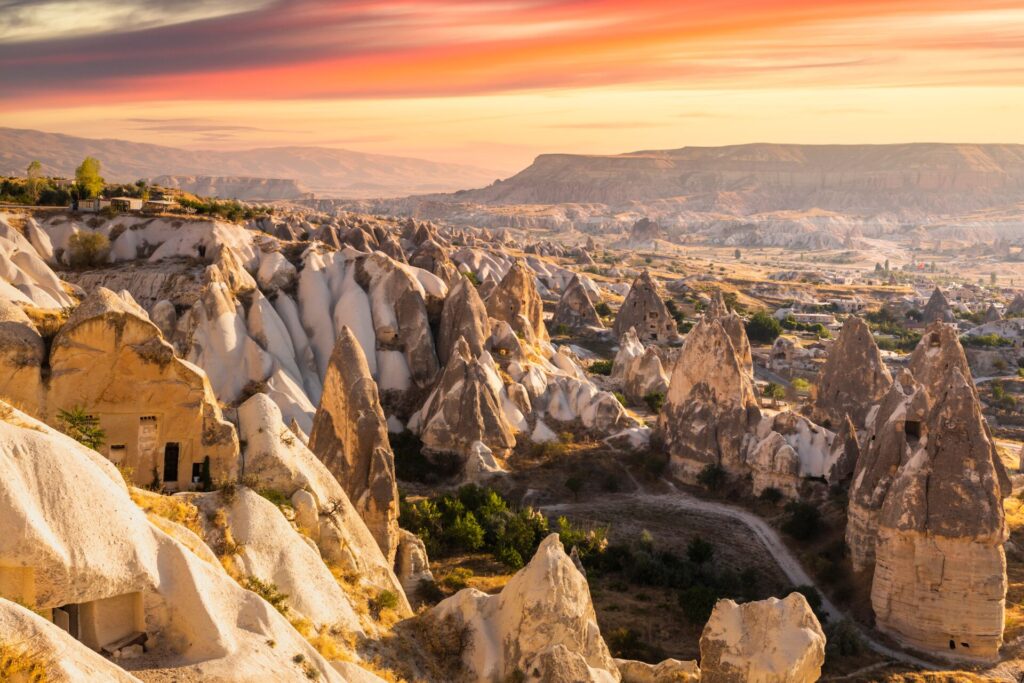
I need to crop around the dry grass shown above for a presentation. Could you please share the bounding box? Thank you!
[21,305,68,339]
[130,487,203,537]
[0,641,50,682]
[0,399,45,432]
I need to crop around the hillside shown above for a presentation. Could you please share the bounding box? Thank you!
[0,127,502,199]
[452,143,1024,214]
[150,175,312,201]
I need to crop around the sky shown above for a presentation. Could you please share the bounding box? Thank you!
[1,0,1023,172]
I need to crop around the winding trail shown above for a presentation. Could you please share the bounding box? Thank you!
[542,481,939,672]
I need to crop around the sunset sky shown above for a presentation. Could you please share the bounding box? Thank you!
[1,0,1023,171]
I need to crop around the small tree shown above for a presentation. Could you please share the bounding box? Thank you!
[56,406,106,451]
[75,156,104,198]
[734,248,741,260]
[25,160,42,202]
[564,475,584,502]
[762,382,785,406]
[745,310,782,344]
[697,463,727,492]
[67,231,110,267]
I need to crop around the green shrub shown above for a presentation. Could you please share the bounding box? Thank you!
[553,323,571,337]
[594,302,612,317]
[962,333,1014,348]
[697,464,727,492]
[442,568,474,591]
[686,536,714,565]
[66,231,110,268]
[56,406,106,450]
[679,584,719,624]
[781,502,822,541]
[446,512,485,551]
[243,576,289,615]
[612,391,628,406]
[588,360,614,375]
[643,391,665,413]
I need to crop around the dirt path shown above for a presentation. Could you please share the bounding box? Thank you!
[543,483,940,672]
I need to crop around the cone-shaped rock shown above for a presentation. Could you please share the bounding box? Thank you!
[705,289,753,377]
[613,270,680,344]
[659,318,760,482]
[922,286,955,324]
[1006,293,1024,317]
[814,316,892,427]
[826,413,860,488]
[437,275,489,364]
[415,337,516,466]
[409,238,457,283]
[908,321,972,403]
[308,326,400,563]
[846,370,929,572]
[551,274,603,331]
[871,367,1009,662]
[485,259,548,343]
[983,303,1002,323]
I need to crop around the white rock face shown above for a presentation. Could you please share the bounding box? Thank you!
[0,213,76,308]
[0,402,344,682]
[395,529,434,596]
[429,534,620,683]
[699,593,826,683]
[0,597,142,682]
[237,394,409,610]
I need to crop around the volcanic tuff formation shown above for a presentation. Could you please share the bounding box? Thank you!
[308,327,401,563]
[552,274,604,331]
[814,315,892,428]
[613,270,680,344]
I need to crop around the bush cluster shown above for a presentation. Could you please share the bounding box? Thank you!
[745,310,782,344]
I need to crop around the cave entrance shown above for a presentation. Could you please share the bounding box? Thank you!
[163,443,180,483]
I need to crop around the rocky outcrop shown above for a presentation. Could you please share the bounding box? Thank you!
[908,321,973,401]
[613,271,680,344]
[1007,293,1024,317]
[4,287,240,490]
[814,316,892,427]
[0,402,345,681]
[826,413,860,488]
[238,394,409,606]
[437,275,489,364]
[615,658,700,683]
[871,366,1010,662]
[552,274,603,331]
[846,370,929,572]
[983,303,1002,323]
[660,318,760,483]
[308,327,400,563]
[705,290,752,377]
[922,287,955,324]
[699,593,826,683]
[485,259,549,344]
[409,238,458,283]
[429,534,619,682]
[0,213,76,309]
[410,338,519,477]
[396,529,434,597]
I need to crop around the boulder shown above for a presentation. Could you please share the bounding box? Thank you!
[552,274,603,331]
[396,529,435,597]
[699,593,826,683]
[485,259,548,344]
[613,270,680,344]
[308,327,400,563]
[871,366,1010,662]
[615,658,699,683]
[429,534,619,682]
[814,316,892,428]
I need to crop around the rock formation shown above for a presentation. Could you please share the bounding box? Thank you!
[0,402,345,681]
[699,593,826,683]
[411,337,519,476]
[485,259,548,344]
[705,290,752,377]
[1007,293,1024,317]
[551,274,603,331]
[983,303,1002,323]
[429,534,619,682]
[922,286,955,324]
[623,346,670,405]
[846,370,929,572]
[409,238,458,283]
[238,394,409,606]
[0,287,239,490]
[308,327,400,563]
[437,274,490,364]
[615,658,700,683]
[826,413,860,488]
[814,315,892,427]
[613,270,680,344]
[660,318,760,482]
[908,321,973,401]
[871,367,1009,662]
[396,530,434,597]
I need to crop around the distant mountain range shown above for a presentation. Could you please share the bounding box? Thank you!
[450,143,1024,215]
[0,127,503,199]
